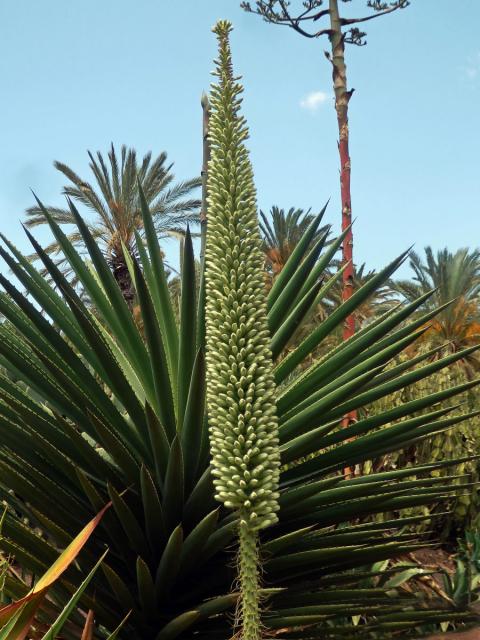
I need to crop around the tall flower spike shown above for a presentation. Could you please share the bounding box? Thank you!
[205,20,281,640]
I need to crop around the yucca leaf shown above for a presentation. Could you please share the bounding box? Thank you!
[52,412,120,483]
[281,494,436,534]
[75,468,128,554]
[292,238,348,308]
[267,203,328,309]
[316,401,459,454]
[106,612,132,640]
[0,461,85,533]
[177,226,197,430]
[338,457,473,487]
[281,324,427,423]
[183,467,217,529]
[5,452,88,523]
[196,260,207,353]
[325,347,480,422]
[196,594,238,618]
[88,413,140,486]
[29,341,135,451]
[137,183,179,395]
[200,520,238,565]
[155,525,183,603]
[133,259,176,440]
[178,509,219,577]
[275,250,410,382]
[29,197,153,395]
[279,477,342,511]
[0,502,111,636]
[108,484,150,561]
[294,531,420,551]
[155,610,200,640]
[181,349,207,491]
[308,290,439,388]
[262,526,316,556]
[2,517,61,566]
[102,563,137,614]
[278,320,429,416]
[270,279,324,358]
[0,538,49,578]
[359,342,447,393]
[144,403,170,487]
[284,475,466,518]
[23,227,151,452]
[379,412,480,452]
[136,556,156,620]
[275,588,398,606]
[289,411,478,482]
[0,326,85,428]
[162,437,184,531]
[0,238,104,376]
[280,365,385,442]
[132,229,153,288]
[94,314,146,405]
[374,610,475,624]
[65,199,155,389]
[282,401,456,467]
[0,400,81,481]
[268,228,329,333]
[337,300,453,379]
[140,465,166,553]
[41,550,108,640]
[267,541,422,575]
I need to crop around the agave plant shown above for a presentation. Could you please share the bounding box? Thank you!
[0,21,478,640]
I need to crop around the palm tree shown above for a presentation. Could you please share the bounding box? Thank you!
[392,247,480,373]
[25,144,201,305]
[259,206,329,277]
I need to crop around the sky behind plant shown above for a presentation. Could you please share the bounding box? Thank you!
[0,0,479,275]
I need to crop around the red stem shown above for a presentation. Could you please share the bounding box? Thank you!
[329,0,356,456]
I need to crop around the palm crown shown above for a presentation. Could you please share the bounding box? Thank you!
[260,206,329,276]
[25,144,201,303]
[393,247,480,371]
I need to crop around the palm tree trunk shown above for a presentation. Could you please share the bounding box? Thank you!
[329,0,354,341]
[111,254,135,308]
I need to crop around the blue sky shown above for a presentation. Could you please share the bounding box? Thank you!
[0,1,479,276]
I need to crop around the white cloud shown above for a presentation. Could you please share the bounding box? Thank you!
[300,90,330,112]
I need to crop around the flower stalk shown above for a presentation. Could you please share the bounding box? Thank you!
[204,20,281,640]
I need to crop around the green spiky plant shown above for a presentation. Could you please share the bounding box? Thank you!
[0,505,129,640]
[205,21,281,640]
[0,20,479,640]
